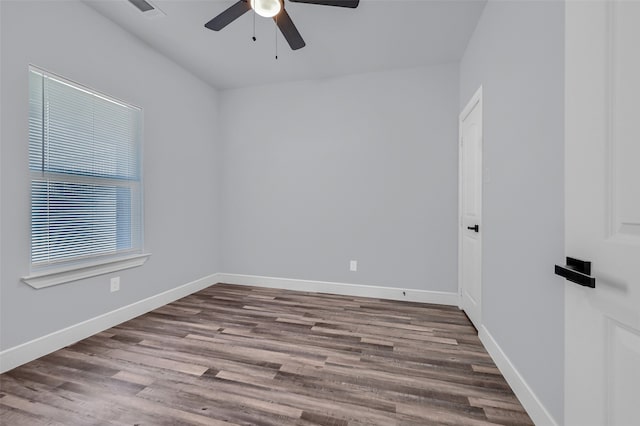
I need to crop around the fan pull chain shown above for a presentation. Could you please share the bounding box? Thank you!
[252,10,256,41]
[275,15,278,60]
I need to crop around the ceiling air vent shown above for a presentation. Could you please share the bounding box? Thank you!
[128,0,166,18]
[129,0,155,12]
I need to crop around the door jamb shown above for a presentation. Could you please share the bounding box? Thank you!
[458,86,483,316]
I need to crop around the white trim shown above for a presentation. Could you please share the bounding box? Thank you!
[216,273,459,306]
[1,270,554,426]
[29,64,143,110]
[458,85,483,326]
[0,272,217,373]
[1,271,458,373]
[460,85,483,122]
[22,253,151,289]
[479,325,559,426]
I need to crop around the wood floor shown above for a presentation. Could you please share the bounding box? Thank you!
[0,283,533,425]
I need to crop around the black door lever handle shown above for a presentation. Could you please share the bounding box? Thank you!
[554,257,596,288]
[467,225,479,232]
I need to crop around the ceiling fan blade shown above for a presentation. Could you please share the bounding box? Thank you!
[288,0,359,8]
[274,9,306,50]
[204,0,251,31]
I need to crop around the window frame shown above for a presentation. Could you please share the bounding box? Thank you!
[22,65,150,288]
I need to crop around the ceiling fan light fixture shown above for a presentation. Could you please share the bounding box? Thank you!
[250,0,282,18]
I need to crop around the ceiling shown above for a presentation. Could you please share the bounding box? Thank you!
[84,0,487,90]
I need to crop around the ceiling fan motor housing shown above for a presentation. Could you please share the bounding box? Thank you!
[251,0,283,18]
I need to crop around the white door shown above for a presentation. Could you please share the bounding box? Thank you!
[459,87,483,330]
[565,1,640,425]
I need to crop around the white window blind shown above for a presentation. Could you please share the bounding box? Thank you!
[29,66,143,269]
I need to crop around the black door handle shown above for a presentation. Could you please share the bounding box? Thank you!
[467,225,479,232]
[554,257,596,288]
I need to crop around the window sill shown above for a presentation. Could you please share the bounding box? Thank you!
[21,253,151,289]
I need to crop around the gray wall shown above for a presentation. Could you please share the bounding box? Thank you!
[1,3,564,423]
[219,64,460,292]
[459,1,565,422]
[0,0,221,350]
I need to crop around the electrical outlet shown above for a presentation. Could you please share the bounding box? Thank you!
[349,260,358,272]
[110,276,120,292]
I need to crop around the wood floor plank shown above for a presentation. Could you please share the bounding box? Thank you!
[0,283,532,425]
[0,404,65,426]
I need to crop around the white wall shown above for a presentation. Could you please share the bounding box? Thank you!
[219,64,459,293]
[0,0,221,351]
[459,1,565,423]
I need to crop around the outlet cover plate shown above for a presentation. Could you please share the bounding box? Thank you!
[110,277,120,292]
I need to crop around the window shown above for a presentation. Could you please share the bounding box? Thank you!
[24,66,147,288]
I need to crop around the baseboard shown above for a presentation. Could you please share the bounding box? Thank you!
[479,325,558,426]
[2,271,554,425]
[216,273,459,306]
[0,272,457,373]
[0,273,218,374]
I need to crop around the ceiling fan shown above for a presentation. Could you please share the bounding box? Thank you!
[204,0,360,51]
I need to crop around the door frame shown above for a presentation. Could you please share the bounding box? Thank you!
[458,85,483,323]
